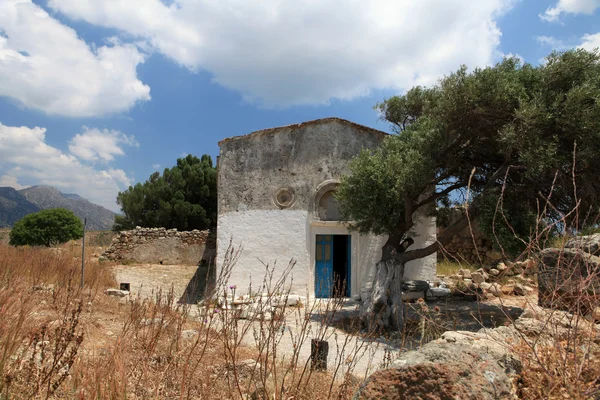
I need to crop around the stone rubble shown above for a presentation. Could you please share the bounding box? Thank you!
[439,257,539,299]
[353,302,600,400]
[205,293,305,321]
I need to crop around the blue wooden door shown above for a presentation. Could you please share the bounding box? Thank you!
[315,234,333,298]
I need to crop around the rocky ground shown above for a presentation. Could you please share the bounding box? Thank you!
[110,262,534,378]
[438,258,538,300]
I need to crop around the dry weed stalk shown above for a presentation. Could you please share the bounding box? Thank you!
[212,245,379,400]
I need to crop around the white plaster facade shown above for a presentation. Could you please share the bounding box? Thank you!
[216,118,436,299]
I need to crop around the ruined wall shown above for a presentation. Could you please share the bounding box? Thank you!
[437,208,501,265]
[101,227,215,265]
[217,118,387,214]
[438,226,500,265]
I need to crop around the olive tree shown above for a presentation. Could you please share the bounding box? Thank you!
[337,49,600,329]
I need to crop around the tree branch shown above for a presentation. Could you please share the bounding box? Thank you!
[399,207,472,264]
[413,182,465,212]
[398,162,511,264]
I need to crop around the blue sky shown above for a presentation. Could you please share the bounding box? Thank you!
[0,0,599,211]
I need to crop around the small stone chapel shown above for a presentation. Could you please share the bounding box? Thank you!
[216,118,436,299]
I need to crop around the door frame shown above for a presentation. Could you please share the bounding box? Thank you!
[309,221,358,298]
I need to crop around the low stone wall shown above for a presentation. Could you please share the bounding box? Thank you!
[437,226,501,266]
[101,227,215,265]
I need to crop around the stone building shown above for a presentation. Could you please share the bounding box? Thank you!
[216,118,436,299]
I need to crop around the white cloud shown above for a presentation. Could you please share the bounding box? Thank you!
[541,0,600,22]
[0,122,133,211]
[69,127,139,162]
[0,0,151,117]
[0,174,27,190]
[536,35,569,50]
[580,32,600,50]
[49,0,515,107]
[152,164,161,170]
[536,33,600,53]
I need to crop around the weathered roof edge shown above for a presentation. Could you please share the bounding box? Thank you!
[218,117,389,146]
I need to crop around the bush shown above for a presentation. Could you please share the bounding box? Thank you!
[9,208,83,247]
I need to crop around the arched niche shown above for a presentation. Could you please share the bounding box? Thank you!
[313,180,343,221]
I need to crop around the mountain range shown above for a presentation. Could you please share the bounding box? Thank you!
[0,185,116,230]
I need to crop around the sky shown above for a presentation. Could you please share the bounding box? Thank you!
[0,0,599,212]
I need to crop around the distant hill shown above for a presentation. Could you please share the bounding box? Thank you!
[0,187,40,227]
[0,185,116,230]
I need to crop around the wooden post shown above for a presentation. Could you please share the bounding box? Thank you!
[311,339,328,370]
[80,218,86,288]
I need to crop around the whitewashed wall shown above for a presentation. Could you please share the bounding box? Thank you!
[217,209,311,295]
[404,215,437,281]
[217,209,436,298]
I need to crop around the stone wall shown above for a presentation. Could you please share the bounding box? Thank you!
[438,225,501,265]
[101,227,215,265]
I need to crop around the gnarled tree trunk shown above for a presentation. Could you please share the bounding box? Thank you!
[360,258,406,331]
[359,212,471,331]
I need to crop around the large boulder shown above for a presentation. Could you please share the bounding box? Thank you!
[537,248,600,312]
[353,333,520,400]
[564,233,600,256]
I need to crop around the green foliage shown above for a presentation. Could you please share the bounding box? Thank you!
[114,154,217,231]
[579,225,600,236]
[338,49,600,258]
[9,208,83,247]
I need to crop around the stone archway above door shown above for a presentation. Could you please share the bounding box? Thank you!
[313,179,342,221]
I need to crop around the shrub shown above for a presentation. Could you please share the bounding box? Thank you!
[9,208,83,247]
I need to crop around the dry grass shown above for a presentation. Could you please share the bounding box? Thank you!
[0,243,366,399]
[436,259,478,276]
[479,164,600,399]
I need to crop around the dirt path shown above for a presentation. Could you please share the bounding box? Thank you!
[111,263,527,377]
[113,263,203,303]
[111,263,396,376]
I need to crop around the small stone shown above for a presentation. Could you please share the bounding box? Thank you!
[471,271,487,285]
[485,292,496,300]
[592,307,600,322]
[105,288,130,297]
[140,318,164,326]
[489,268,500,276]
[488,283,502,297]
[500,285,514,296]
[427,287,451,299]
[512,264,524,275]
[479,282,492,291]
[272,294,303,307]
[496,262,508,272]
[32,283,55,292]
[181,329,199,339]
[523,259,538,275]
[513,284,525,296]
[458,269,472,279]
